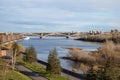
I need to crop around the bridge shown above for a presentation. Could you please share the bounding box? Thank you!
[23,32,85,39]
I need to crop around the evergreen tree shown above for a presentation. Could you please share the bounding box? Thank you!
[24,46,37,63]
[46,48,61,75]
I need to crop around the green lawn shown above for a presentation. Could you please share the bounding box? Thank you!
[20,60,69,80]
[0,70,32,80]
[0,58,31,80]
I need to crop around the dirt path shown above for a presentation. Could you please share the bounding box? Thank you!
[16,63,48,80]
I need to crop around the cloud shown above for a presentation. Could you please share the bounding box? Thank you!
[0,0,120,32]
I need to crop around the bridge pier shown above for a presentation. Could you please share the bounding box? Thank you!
[66,33,71,39]
[66,36,70,39]
[40,33,43,39]
[40,36,43,39]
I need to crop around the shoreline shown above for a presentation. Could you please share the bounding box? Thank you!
[75,38,106,43]
[63,47,83,51]
[3,38,23,45]
[61,47,97,63]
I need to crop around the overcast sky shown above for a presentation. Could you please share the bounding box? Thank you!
[0,0,120,32]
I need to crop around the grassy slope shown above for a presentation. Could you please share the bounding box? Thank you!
[20,60,69,80]
[0,70,32,80]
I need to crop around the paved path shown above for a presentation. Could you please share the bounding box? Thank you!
[16,63,48,80]
[37,60,86,80]
[61,73,81,80]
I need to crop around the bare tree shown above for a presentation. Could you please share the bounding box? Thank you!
[11,42,19,70]
[0,37,3,50]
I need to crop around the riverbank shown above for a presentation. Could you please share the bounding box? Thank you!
[0,33,23,44]
[4,39,23,45]
[75,37,106,43]
[16,62,48,80]
[19,60,71,80]
[37,59,86,80]
[61,44,120,73]
[61,47,96,63]
[64,47,83,51]
[75,33,120,43]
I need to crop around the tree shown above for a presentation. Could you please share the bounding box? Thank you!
[87,64,97,80]
[98,41,119,80]
[11,42,19,70]
[103,57,118,80]
[24,46,37,63]
[87,41,119,80]
[0,37,3,50]
[46,48,61,75]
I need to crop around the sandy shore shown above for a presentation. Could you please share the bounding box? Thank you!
[63,47,91,55]
[64,47,82,51]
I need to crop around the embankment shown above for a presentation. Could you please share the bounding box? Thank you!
[37,60,86,80]
[75,38,106,43]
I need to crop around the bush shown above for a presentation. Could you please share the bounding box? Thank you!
[87,41,120,80]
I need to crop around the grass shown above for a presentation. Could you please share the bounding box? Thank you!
[0,70,32,80]
[48,75,69,80]
[0,58,31,80]
[20,60,69,80]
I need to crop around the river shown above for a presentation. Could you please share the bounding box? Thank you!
[18,36,101,73]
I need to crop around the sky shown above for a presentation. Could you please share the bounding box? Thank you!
[0,0,120,32]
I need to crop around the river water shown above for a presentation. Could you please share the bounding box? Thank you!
[18,36,101,73]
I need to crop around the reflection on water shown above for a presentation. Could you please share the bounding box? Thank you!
[18,36,101,73]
